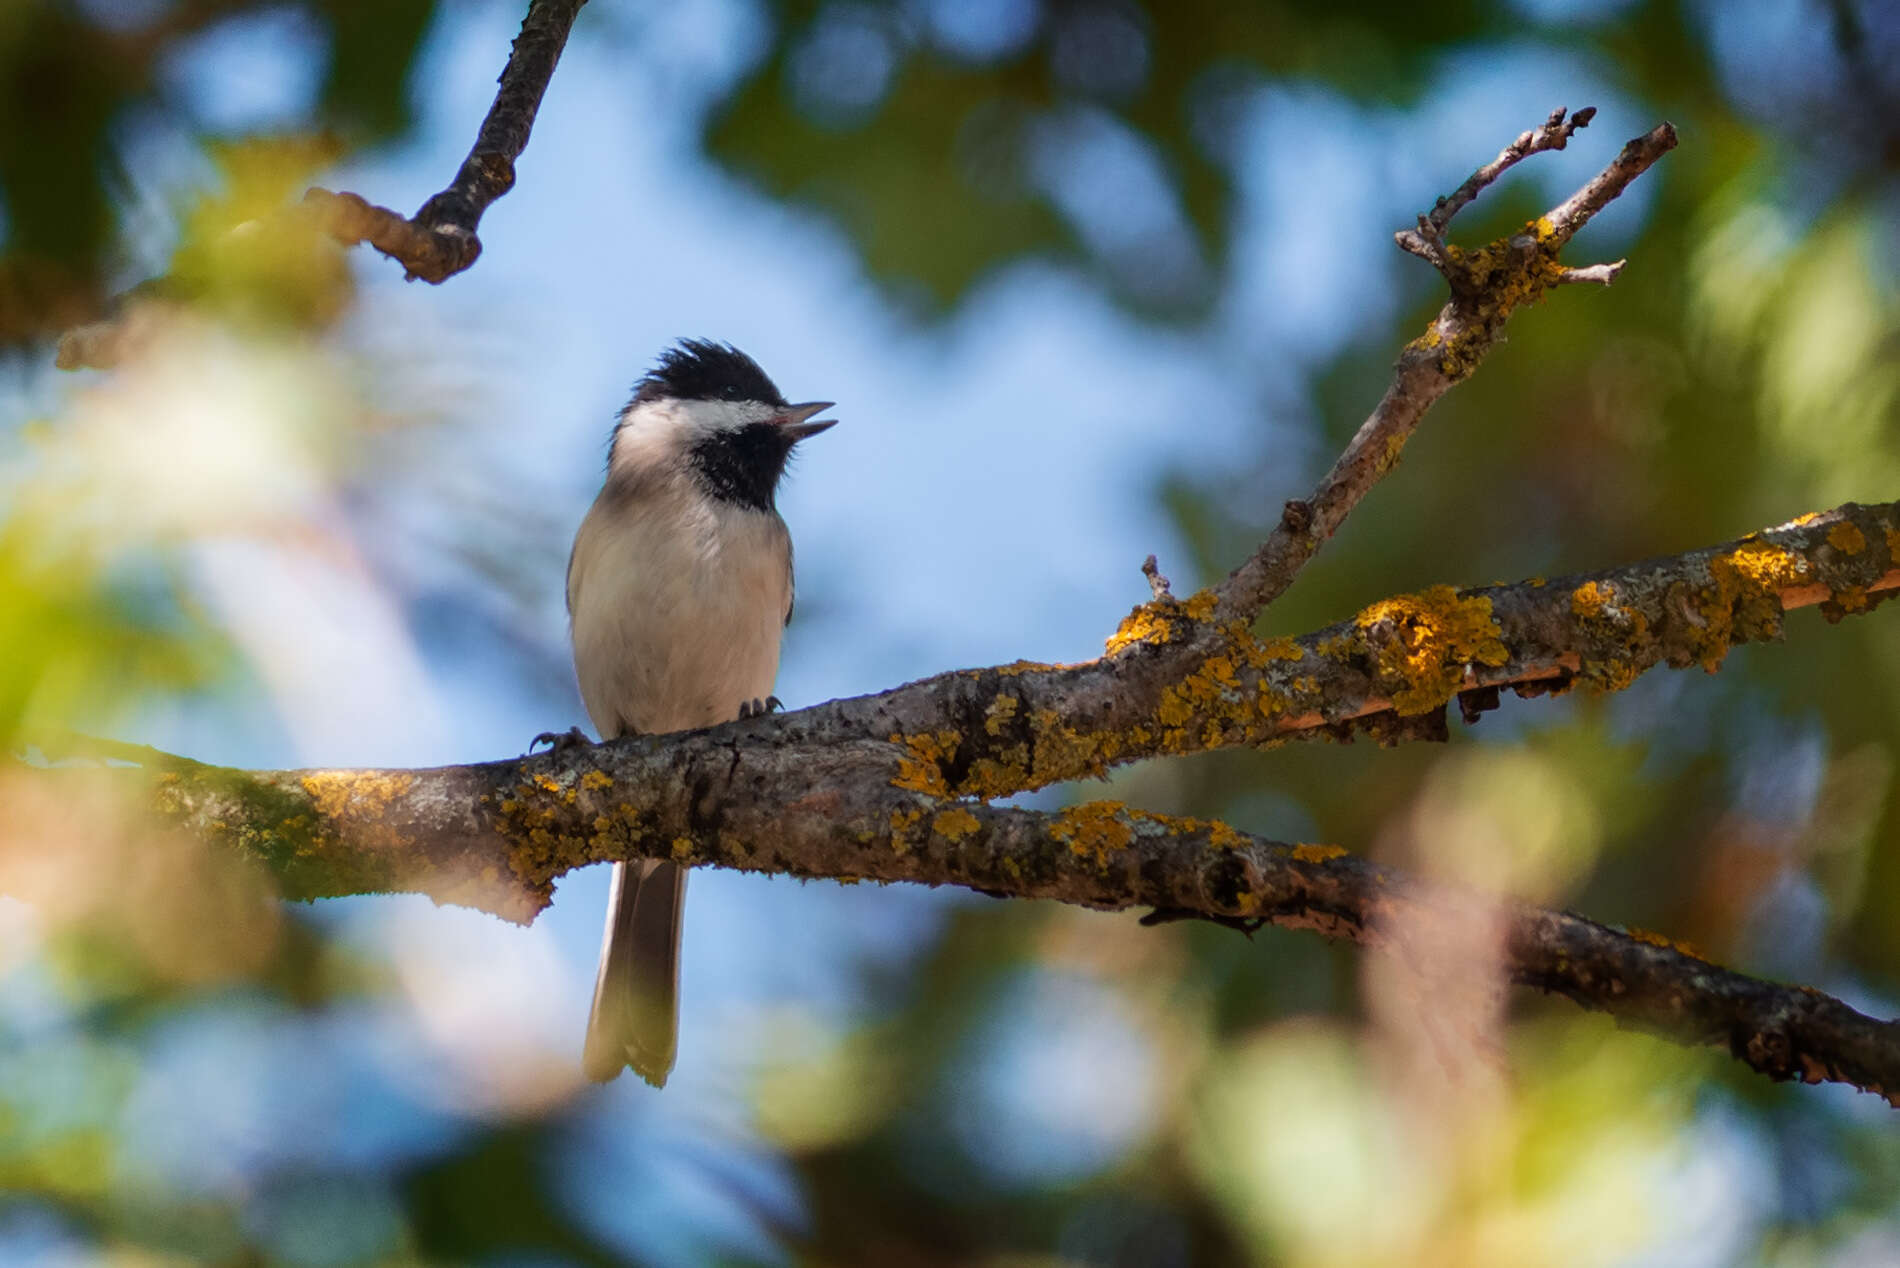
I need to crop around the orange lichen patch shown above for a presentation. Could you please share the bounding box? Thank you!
[1727,541,1810,591]
[1827,522,1867,555]
[1790,511,1824,526]
[1181,590,1218,621]
[585,803,645,865]
[888,806,925,855]
[1240,634,1304,668]
[1569,579,1653,690]
[1049,801,1135,867]
[932,807,981,842]
[1206,820,1246,850]
[1152,647,1257,751]
[983,694,1019,737]
[1380,431,1407,474]
[1105,602,1180,655]
[889,731,958,797]
[962,749,1031,801]
[1291,843,1347,864]
[995,659,1058,677]
[299,771,415,825]
[531,773,562,794]
[670,837,695,862]
[1353,585,1509,715]
[1570,580,1611,620]
[1683,541,1809,672]
[579,770,614,792]
[1104,590,1218,656]
[1829,586,1868,614]
[1627,926,1705,960]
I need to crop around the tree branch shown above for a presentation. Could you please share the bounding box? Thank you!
[59,708,1899,1103]
[31,500,1892,1099]
[1215,112,1677,625]
[305,0,587,282]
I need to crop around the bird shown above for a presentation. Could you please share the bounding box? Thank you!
[558,339,835,1086]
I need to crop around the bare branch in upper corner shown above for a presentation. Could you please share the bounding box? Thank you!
[1442,107,1592,229]
[1394,104,1595,270]
[1212,113,1677,625]
[1542,123,1681,245]
[308,0,588,282]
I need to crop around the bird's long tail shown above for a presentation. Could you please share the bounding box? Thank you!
[582,858,685,1085]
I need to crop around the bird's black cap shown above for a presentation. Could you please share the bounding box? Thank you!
[631,339,787,408]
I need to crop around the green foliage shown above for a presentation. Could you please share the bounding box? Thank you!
[706,0,1498,316]
[0,0,432,345]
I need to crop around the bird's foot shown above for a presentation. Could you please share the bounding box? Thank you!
[737,696,783,720]
[530,726,591,754]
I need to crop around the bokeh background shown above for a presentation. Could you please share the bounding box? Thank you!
[2,0,1899,1263]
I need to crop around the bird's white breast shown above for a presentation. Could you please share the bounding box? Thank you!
[568,482,791,738]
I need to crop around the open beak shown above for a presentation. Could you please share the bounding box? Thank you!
[776,400,837,443]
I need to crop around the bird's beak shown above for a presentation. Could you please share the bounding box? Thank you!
[776,400,837,442]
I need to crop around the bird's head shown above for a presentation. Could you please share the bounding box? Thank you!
[609,339,835,513]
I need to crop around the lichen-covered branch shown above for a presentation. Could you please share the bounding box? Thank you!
[108,739,1900,1103]
[70,502,1897,1104]
[1213,113,1678,625]
[113,497,1897,922]
[306,0,587,282]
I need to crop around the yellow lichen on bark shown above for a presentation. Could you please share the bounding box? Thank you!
[1627,926,1706,960]
[889,806,925,855]
[1683,540,1807,671]
[299,770,414,820]
[1827,522,1866,555]
[1726,540,1810,591]
[297,772,417,852]
[1103,589,1218,656]
[890,731,958,797]
[1050,801,1135,867]
[1241,634,1305,668]
[1570,579,1652,690]
[932,807,981,842]
[1292,843,1348,863]
[1354,585,1509,715]
[1104,603,1179,656]
[1153,647,1256,751]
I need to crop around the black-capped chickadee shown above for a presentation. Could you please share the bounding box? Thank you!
[561,339,835,1085]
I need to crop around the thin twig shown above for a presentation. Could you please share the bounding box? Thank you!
[1553,260,1626,286]
[1542,123,1681,246]
[1141,554,1174,601]
[1431,106,1593,232]
[308,0,588,282]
